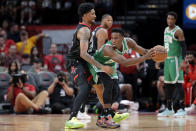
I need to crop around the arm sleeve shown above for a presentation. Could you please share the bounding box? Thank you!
[179,40,187,59]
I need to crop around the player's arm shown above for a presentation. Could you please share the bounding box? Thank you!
[175,29,186,59]
[102,45,152,66]
[78,27,113,75]
[126,38,148,55]
[96,28,108,49]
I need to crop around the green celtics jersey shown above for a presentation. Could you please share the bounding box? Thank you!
[164,26,182,57]
[89,38,129,83]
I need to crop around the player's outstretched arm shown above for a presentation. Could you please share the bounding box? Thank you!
[102,45,154,67]
[78,27,113,75]
[126,38,148,55]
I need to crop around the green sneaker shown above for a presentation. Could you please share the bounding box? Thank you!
[113,112,130,123]
[65,117,84,129]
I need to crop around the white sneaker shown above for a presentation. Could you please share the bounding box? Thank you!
[185,104,196,114]
[173,109,187,117]
[77,111,91,120]
[156,104,166,113]
[130,102,139,111]
[157,108,174,117]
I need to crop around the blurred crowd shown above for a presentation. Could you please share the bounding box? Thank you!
[0,0,112,25]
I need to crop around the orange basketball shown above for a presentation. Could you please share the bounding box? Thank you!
[152,45,168,62]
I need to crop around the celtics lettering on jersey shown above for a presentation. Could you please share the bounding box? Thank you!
[164,26,182,57]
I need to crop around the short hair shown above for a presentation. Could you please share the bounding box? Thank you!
[111,28,125,36]
[78,3,94,19]
[101,14,112,21]
[167,11,178,20]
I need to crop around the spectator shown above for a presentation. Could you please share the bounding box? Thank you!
[0,35,8,55]
[16,31,47,55]
[7,61,19,75]
[0,54,7,72]
[48,71,74,114]
[0,29,15,52]
[20,0,36,24]
[1,19,9,32]
[7,72,48,113]
[183,51,196,106]
[21,54,32,72]
[28,58,46,73]
[5,45,22,67]
[44,44,66,73]
[30,46,42,64]
[7,23,20,42]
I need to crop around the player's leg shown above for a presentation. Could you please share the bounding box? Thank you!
[65,63,89,129]
[158,58,175,116]
[97,72,120,128]
[112,79,130,123]
[172,57,186,117]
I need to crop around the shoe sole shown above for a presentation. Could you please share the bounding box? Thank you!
[157,114,174,117]
[65,124,84,129]
[106,125,120,129]
[96,123,107,128]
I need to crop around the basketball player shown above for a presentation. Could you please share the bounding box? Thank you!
[65,3,114,129]
[89,15,129,128]
[88,28,155,128]
[157,11,187,117]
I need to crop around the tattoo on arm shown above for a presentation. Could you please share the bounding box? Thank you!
[80,28,90,44]
[79,28,103,69]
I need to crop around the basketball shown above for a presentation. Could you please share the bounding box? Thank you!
[152,45,168,62]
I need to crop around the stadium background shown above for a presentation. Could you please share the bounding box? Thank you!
[1,0,196,56]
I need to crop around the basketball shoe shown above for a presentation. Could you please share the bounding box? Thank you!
[113,112,130,123]
[65,117,84,129]
[173,109,187,117]
[185,104,196,114]
[157,108,174,117]
[104,114,120,129]
[96,115,106,128]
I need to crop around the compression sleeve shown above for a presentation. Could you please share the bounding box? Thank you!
[179,40,186,59]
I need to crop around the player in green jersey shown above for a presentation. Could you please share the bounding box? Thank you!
[89,28,155,128]
[157,11,187,117]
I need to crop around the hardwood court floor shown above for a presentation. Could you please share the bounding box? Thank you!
[0,113,196,131]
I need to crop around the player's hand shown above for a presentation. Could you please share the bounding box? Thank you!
[179,59,187,70]
[145,48,156,59]
[112,102,119,111]
[101,65,114,75]
[155,62,160,69]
